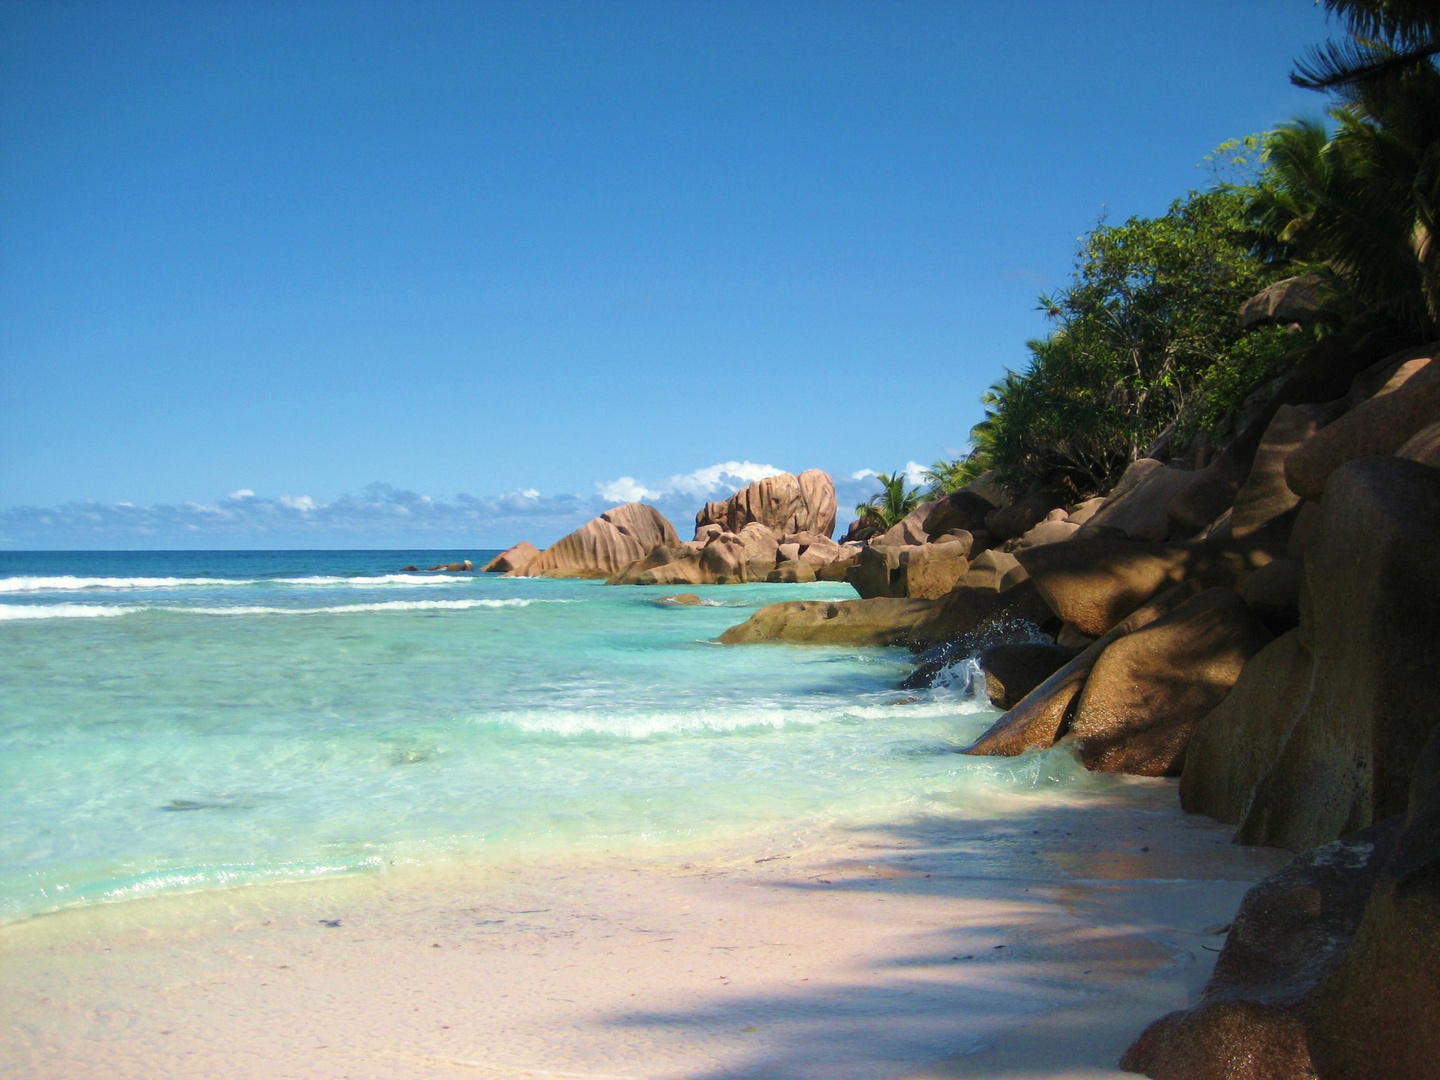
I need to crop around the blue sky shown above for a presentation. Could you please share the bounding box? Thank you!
[1,0,1335,548]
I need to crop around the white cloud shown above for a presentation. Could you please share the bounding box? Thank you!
[597,460,783,505]
[229,489,255,500]
[518,488,540,499]
[850,468,877,482]
[903,460,929,486]
[596,476,659,503]
[278,495,317,512]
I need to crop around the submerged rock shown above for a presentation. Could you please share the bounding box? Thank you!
[717,597,934,648]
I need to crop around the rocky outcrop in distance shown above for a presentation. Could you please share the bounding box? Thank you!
[695,469,837,540]
[506,502,679,579]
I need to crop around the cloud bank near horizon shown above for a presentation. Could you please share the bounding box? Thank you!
[1,464,890,549]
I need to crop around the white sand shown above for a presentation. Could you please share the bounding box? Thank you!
[0,778,1287,1080]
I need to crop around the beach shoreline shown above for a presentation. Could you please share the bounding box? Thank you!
[1,776,1288,1080]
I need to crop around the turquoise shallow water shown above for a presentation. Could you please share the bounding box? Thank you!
[0,550,1093,924]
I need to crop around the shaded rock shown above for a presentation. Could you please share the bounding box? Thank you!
[1121,820,1399,1080]
[838,518,880,544]
[696,470,837,539]
[398,564,418,572]
[1009,518,1079,551]
[1236,457,1440,851]
[698,532,747,584]
[1307,726,1440,1079]
[1064,497,1106,526]
[1285,500,1322,561]
[518,503,678,579]
[1181,630,1313,827]
[1068,587,1273,776]
[1397,418,1440,466]
[984,488,1056,542]
[959,548,1027,592]
[1055,623,1095,649]
[1230,405,1321,539]
[906,577,1057,654]
[814,542,864,582]
[921,491,996,538]
[978,643,1080,711]
[933,529,973,555]
[963,583,1200,758]
[430,560,473,571]
[846,544,913,600]
[1285,351,1440,500]
[1237,558,1302,634]
[718,596,933,647]
[1082,459,1202,542]
[961,470,1010,510]
[1013,538,1192,637]
[1237,272,1334,328]
[481,542,540,575]
[904,544,970,600]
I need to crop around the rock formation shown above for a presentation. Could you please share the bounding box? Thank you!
[481,542,540,574]
[695,469,837,539]
[511,503,678,579]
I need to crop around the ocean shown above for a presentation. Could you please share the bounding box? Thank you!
[0,549,1102,925]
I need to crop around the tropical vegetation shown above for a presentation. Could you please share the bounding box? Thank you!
[855,470,922,530]
[929,0,1440,502]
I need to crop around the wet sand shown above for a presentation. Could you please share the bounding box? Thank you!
[1,778,1287,1080]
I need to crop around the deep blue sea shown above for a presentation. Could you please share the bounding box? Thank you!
[0,550,1095,924]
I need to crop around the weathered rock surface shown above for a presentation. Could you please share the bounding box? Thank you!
[737,521,780,581]
[1285,351,1440,500]
[1008,517,1079,550]
[1121,820,1400,1080]
[921,491,997,538]
[717,597,934,647]
[1237,272,1334,328]
[977,643,1080,711]
[1234,457,1440,851]
[481,542,540,574]
[1230,405,1322,539]
[903,544,971,600]
[1067,587,1273,776]
[984,488,1056,542]
[1397,418,1440,466]
[1236,557,1302,634]
[959,548,1027,592]
[962,583,1200,758]
[695,470,837,540]
[1081,459,1202,542]
[517,503,678,579]
[846,544,913,599]
[1127,723,1440,1079]
[1181,630,1313,828]
[906,577,1057,654]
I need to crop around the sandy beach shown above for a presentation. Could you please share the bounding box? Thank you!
[1,776,1287,1080]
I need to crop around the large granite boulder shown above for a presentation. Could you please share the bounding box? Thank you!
[607,544,707,586]
[1229,405,1323,539]
[515,503,679,579]
[1008,516,1079,550]
[1012,538,1191,637]
[963,583,1199,758]
[1122,820,1400,1080]
[1181,630,1315,830]
[1285,352,1439,500]
[846,544,914,599]
[906,577,1057,653]
[737,521,779,581]
[1234,457,1440,851]
[977,643,1080,711]
[481,541,540,574]
[959,548,1027,592]
[1236,557,1303,634]
[1126,724,1440,1079]
[922,491,997,538]
[717,597,934,647]
[902,544,971,599]
[695,469,837,539]
[984,487,1057,542]
[1067,587,1272,775]
[1398,419,1440,466]
[1081,459,1203,542]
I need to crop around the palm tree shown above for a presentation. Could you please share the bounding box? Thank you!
[855,470,922,531]
[1267,0,1440,334]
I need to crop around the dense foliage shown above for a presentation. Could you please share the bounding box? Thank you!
[928,0,1439,502]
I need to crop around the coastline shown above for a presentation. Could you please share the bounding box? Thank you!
[1,772,1286,1080]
